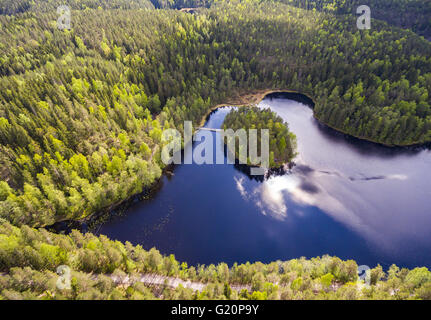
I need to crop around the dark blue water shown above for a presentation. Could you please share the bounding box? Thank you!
[98,95,431,269]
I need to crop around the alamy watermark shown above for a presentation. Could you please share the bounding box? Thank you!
[57,5,71,30]
[56,265,71,290]
[358,265,371,286]
[357,5,371,30]
[161,121,269,176]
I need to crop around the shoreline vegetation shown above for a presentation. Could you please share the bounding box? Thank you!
[45,90,311,231]
[201,89,431,148]
[198,89,315,129]
[1,221,431,300]
[46,90,303,231]
[45,88,429,232]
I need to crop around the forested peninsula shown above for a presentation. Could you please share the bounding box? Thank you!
[223,106,297,168]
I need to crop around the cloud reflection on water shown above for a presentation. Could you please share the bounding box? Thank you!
[233,159,402,251]
[229,96,431,265]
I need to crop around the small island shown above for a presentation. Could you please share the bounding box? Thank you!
[222,106,297,169]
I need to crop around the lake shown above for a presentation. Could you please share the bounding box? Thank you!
[97,93,431,269]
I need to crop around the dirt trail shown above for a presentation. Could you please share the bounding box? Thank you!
[109,273,252,292]
[0,271,345,294]
[0,271,249,291]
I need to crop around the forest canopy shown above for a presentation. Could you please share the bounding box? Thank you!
[280,0,431,39]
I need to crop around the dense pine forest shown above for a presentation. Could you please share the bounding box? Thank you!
[0,0,430,300]
[223,107,297,168]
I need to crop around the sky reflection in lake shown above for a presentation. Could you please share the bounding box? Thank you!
[255,96,431,265]
[98,95,431,269]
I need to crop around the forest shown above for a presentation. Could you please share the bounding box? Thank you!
[0,0,430,300]
[223,107,297,168]
[1,221,430,300]
[0,0,430,228]
[281,0,431,39]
